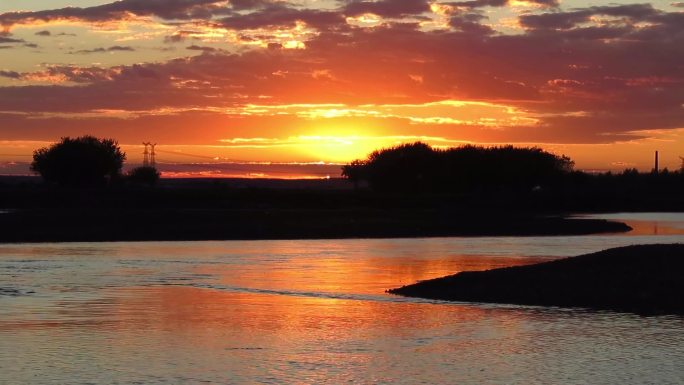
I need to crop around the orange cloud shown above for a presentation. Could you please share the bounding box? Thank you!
[0,0,683,175]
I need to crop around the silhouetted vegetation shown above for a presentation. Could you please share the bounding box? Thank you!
[342,142,574,192]
[127,166,161,186]
[0,138,682,243]
[340,159,367,189]
[31,136,125,186]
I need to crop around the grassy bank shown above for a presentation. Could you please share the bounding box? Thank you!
[0,208,629,243]
[389,244,684,315]
[0,177,640,242]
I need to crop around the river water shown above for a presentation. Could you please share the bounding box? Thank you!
[1,213,683,384]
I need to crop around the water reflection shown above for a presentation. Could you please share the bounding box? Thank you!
[1,213,684,384]
[582,212,684,236]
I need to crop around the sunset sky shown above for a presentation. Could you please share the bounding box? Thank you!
[0,0,683,177]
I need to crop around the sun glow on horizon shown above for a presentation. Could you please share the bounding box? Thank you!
[3,130,684,178]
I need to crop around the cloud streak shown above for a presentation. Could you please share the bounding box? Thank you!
[69,45,136,54]
[0,0,232,28]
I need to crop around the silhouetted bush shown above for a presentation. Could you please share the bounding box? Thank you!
[341,159,367,189]
[363,142,442,191]
[441,145,574,191]
[342,142,574,192]
[31,136,126,186]
[127,166,161,186]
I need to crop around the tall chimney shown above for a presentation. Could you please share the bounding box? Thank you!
[655,150,659,174]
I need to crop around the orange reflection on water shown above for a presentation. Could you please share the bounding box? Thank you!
[5,234,683,384]
[95,285,537,383]
[194,249,549,296]
[111,285,498,333]
[620,220,684,236]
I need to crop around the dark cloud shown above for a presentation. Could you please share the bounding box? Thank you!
[19,65,118,83]
[165,34,187,43]
[443,0,558,8]
[343,0,431,17]
[520,4,658,30]
[186,45,217,52]
[0,0,279,28]
[0,70,21,79]
[448,10,493,34]
[0,0,222,28]
[230,0,279,10]
[444,0,508,8]
[35,30,51,36]
[108,45,135,51]
[70,45,135,54]
[0,0,468,34]
[0,36,23,44]
[164,30,202,43]
[218,5,345,30]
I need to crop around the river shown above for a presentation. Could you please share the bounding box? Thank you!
[1,213,683,384]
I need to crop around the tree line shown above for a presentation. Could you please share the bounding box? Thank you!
[28,136,684,193]
[342,142,575,192]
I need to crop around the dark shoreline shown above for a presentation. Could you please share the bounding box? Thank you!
[7,175,679,243]
[388,244,684,315]
[0,208,630,243]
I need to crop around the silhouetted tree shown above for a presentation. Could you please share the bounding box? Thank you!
[363,142,442,192]
[31,136,126,186]
[342,142,575,192]
[442,145,574,190]
[341,160,367,189]
[127,166,161,186]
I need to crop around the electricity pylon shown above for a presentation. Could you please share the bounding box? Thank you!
[142,142,150,167]
[149,143,157,168]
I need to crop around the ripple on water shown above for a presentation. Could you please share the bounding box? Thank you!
[0,287,23,296]
[1,212,684,384]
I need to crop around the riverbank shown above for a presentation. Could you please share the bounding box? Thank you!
[389,244,684,315]
[0,178,639,242]
[0,208,629,243]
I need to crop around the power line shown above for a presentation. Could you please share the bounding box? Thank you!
[154,149,217,160]
[153,159,335,175]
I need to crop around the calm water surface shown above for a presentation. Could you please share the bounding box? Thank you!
[1,213,684,384]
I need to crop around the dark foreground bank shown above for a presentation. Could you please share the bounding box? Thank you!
[0,177,637,242]
[0,209,629,243]
[389,244,684,315]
